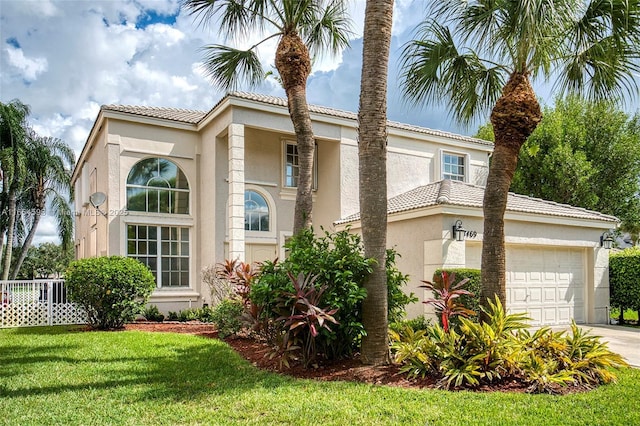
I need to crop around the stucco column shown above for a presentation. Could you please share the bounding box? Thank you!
[591,247,610,324]
[228,124,245,262]
[107,138,120,257]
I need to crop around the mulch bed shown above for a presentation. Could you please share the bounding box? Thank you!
[123,321,589,394]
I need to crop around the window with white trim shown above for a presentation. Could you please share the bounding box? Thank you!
[126,158,189,214]
[442,153,466,181]
[127,225,189,288]
[245,190,269,231]
[284,142,317,189]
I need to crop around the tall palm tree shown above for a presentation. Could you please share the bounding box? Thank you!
[0,100,30,280]
[181,0,352,234]
[10,134,75,279]
[400,1,640,312]
[358,0,394,365]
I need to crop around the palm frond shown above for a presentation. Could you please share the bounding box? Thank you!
[303,0,352,58]
[200,44,266,90]
[400,21,505,125]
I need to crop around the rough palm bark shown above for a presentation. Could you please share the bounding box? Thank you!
[358,0,394,365]
[275,32,315,234]
[480,72,542,310]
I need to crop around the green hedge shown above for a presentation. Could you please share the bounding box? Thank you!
[433,268,481,318]
[66,256,156,329]
[609,247,640,322]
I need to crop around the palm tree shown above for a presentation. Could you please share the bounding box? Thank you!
[400,1,640,312]
[182,0,352,234]
[0,100,30,280]
[358,0,394,365]
[10,134,75,279]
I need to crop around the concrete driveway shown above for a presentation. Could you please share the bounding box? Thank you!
[548,325,640,368]
[579,325,640,368]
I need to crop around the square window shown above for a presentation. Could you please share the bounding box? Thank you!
[443,153,465,181]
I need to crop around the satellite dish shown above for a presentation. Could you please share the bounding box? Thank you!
[89,192,107,208]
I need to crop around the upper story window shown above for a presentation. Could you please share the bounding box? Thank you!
[126,158,189,214]
[442,153,466,182]
[245,190,269,231]
[284,142,317,189]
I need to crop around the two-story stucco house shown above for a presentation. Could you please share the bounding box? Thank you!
[71,92,617,325]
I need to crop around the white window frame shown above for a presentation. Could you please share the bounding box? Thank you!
[126,224,191,289]
[440,150,468,182]
[282,140,318,190]
[244,185,277,240]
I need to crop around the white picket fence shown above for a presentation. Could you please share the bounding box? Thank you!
[0,279,87,328]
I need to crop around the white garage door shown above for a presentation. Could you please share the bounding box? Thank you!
[507,246,585,326]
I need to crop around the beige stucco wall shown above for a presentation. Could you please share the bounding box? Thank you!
[383,209,612,324]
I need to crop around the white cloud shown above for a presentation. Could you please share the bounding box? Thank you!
[5,45,48,81]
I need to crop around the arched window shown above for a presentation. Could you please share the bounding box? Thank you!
[245,190,269,231]
[126,158,189,214]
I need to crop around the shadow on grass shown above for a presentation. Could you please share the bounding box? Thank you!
[0,326,300,402]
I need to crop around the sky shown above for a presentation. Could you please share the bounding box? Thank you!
[1,0,639,244]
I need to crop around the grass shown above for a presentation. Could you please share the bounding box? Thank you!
[1,326,639,425]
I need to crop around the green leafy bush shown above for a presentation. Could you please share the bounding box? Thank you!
[250,228,415,361]
[66,256,156,329]
[390,297,628,393]
[389,315,431,336]
[142,305,165,322]
[609,247,640,323]
[211,299,244,338]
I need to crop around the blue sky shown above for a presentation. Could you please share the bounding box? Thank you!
[1,0,639,243]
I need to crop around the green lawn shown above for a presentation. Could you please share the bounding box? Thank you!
[1,326,639,426]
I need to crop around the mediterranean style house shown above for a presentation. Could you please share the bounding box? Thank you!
[71,92,616,325]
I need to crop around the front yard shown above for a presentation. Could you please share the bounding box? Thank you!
[1,326,639,425]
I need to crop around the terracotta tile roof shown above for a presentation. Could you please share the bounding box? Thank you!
[101,104,205,124]
[336,180,619,224]
[101,93,493,147]
[225,92,493,146]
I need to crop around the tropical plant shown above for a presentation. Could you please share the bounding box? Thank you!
[10,135,75,279]
[356,0,395,365]
[250,229,415,361]
[182,0,352,234]
[434,268,481,321]
[273,272,339,367]
[400,0,640,315]
[0,99,30,280]
[421,271,476,332]
[65,256,156,329]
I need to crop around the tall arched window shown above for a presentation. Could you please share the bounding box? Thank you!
[126,158,189,214]
[245,190,269,231]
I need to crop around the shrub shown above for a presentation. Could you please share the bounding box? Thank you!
[421,271,476,332]
[66,256,156,329]
[390,297,628,393]
[609,247,640,324]
[434,268,481,318]
[142,305,165,322]
[273,272,339,368]
[250,228,415,361]
[211,299,244,338]
[389,315,431,336]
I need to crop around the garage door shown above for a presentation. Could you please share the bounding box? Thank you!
[507,246,585,326]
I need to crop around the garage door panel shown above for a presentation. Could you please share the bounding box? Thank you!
[507,246,585,326]
[543,288,556,302]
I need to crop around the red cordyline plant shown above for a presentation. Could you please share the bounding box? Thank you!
[421,271,475,332]
[275,272,339,368]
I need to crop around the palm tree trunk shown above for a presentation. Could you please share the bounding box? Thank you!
[2,185,18,280]
[275,33,314,234]
[358,0,394,365]
[10,202,42,280]
[480,72,541,316]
